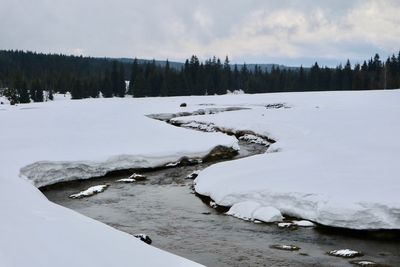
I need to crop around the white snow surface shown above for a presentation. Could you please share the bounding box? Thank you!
[252,206,283,223]
[0,97,242,267]
[226,202,283,223]
[2,90,400,266]
[226,201,261,221]
[171,90,400,230]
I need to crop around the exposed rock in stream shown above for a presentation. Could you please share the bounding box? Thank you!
[328,249,364,258]
[116,178,136,183]
[133,234,152,245]
[349,260,381,266]
[69,184,109,199]
[270,244,301,251]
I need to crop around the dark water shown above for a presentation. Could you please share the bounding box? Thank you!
[42,141,400,267]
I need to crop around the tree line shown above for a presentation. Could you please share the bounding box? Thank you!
[0,50,399,104]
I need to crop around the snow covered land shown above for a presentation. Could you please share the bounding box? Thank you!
[0,96,239,267]
[172,90,400,230]
[1,89,399,266]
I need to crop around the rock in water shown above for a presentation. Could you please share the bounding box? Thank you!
[185,171,200,180]
[69,184,109,199]
[134,234,152,245]
[328,249,363,258]
[270,244,300,251]
[350,260,379,266]
[277,222,293,228]
[128,173,146,181]
[116,178,136,183]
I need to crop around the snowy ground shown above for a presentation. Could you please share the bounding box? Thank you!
[1,89,399,266]
[0,95,239,267]
[172,90,400,230]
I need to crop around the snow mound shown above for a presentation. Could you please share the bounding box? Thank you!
[252,206,283,223]
[69,185,109,199]
[226,201,261,221]
[226,201,283,222]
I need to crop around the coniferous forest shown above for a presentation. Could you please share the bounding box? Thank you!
[1,50,400,104]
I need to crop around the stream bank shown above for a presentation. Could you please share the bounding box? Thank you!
[41,110,400,267]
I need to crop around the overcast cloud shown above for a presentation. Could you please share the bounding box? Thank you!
[1,0,399,66]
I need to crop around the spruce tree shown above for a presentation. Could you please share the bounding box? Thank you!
[18,80,30,103]
[48,89,54,100]
[111,61,119,96]
[116,64,126,97]
[101,71,113,98]
[128,58,139,95]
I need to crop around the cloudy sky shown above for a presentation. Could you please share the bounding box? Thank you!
[1,0,399,66]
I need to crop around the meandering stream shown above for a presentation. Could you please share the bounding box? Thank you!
[41,111,400,267]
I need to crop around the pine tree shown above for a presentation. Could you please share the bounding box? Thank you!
[111,61,119,96]
[18,80,30,103]
[35,86,44,102]
[161,60,170,96]
[128,58,139,95]
[4,87,18,105]
[342,59,352,90]
[101,71,113,98]
[116,64,126,97]
[48,89,54,100]
[71,79,83,99]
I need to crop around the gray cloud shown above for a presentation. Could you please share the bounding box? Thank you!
[0,0,399,66]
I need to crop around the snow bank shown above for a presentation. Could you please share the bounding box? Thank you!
[173,90,400,230]
[0,96,241,267]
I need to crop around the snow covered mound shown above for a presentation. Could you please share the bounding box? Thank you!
[69,185,109,199]
[252,206,283,223]
[186,90,400,230]
[226,201,283,222]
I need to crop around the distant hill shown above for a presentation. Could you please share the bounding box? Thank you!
[111,58,299,72]
[113,58,184,70]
